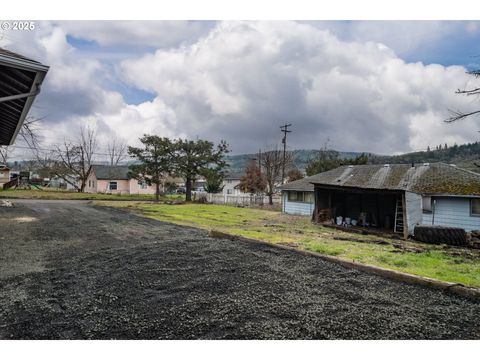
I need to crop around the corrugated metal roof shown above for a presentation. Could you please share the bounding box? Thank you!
[0,47,48,145]
[92,165,131,180]
[308,163,480,196]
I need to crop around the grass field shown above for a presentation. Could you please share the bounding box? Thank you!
[0,188,184,201]
[93,201,480,288]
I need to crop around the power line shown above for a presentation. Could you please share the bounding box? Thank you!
[4,144,125,158]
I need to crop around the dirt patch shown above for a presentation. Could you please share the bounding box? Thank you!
[1,200,479,339]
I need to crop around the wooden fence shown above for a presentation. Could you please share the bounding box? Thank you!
[193,192,281,206]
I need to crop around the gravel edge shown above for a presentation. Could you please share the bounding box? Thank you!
[208,230,480,301]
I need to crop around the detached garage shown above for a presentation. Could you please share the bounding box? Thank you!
[0,47,49,146]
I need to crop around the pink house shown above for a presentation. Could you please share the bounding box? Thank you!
[85,165,156,195]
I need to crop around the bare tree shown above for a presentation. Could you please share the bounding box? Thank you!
[107,136,128,166]
[0,116,43,165]
[19,116,44,152]
[446,69,480,123]
[53,126,98,192]
[0,146,11,164]
[260,146,293,205]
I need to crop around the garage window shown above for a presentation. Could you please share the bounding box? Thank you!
[471,199,480,216]
[109,181,118,191]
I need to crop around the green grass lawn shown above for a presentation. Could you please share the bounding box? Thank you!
[93,201,480,288]
[0,188,184,201]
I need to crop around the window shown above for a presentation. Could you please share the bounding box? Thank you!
[288,191,313,203]
[109,181,118,191]
[138,180,147,189]
[471,199,480,216]
[227,189,233,194]
[304,192,314,203]
[422,196,432,213]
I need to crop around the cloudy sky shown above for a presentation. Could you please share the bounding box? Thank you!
[2,20,480,157]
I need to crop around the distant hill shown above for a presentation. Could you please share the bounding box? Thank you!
[225,142,480,174]
[370,142,480,172]
[225,149,370,173]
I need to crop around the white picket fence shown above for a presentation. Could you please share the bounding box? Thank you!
[192,192,281,206]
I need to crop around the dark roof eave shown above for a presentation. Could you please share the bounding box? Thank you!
[0,49,49,146]
[4,70,48,146]
[312,183,405,193]
[0,53,49,73]
[280,188,314,192]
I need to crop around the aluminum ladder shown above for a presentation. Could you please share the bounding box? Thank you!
[393,198,404,235]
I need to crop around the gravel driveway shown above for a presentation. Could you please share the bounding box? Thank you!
[0,200,479,339]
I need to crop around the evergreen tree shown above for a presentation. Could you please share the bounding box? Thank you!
[201,167,225,193]
[128,135,173,201]
[171,138,229,201]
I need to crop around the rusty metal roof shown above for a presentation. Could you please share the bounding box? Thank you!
[307,163,480,196]
[0,47,49,145]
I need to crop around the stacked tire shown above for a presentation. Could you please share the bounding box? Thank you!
[414,225,467,246]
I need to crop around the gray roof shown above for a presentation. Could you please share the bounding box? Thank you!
[279,175,316,192]
[91,165,131,180]
[306,163,480,196]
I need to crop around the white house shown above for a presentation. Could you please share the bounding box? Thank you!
[221,172,245,195]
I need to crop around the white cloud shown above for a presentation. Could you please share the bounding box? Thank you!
[56,20,214,48]
[119,21,479,154]
[2,20,479,159]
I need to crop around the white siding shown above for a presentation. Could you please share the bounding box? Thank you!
[422,197,480,232]
[221,179,243,195]
[282,191,314,216]
[405,191,422,235]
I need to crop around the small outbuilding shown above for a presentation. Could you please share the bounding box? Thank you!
[310,163,480,238]
[279,176,315,216]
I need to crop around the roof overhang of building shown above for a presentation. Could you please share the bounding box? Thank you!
[0,49,49,146]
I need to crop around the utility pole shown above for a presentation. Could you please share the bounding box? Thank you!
[280,123,292,184]
[258,148,261,174]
